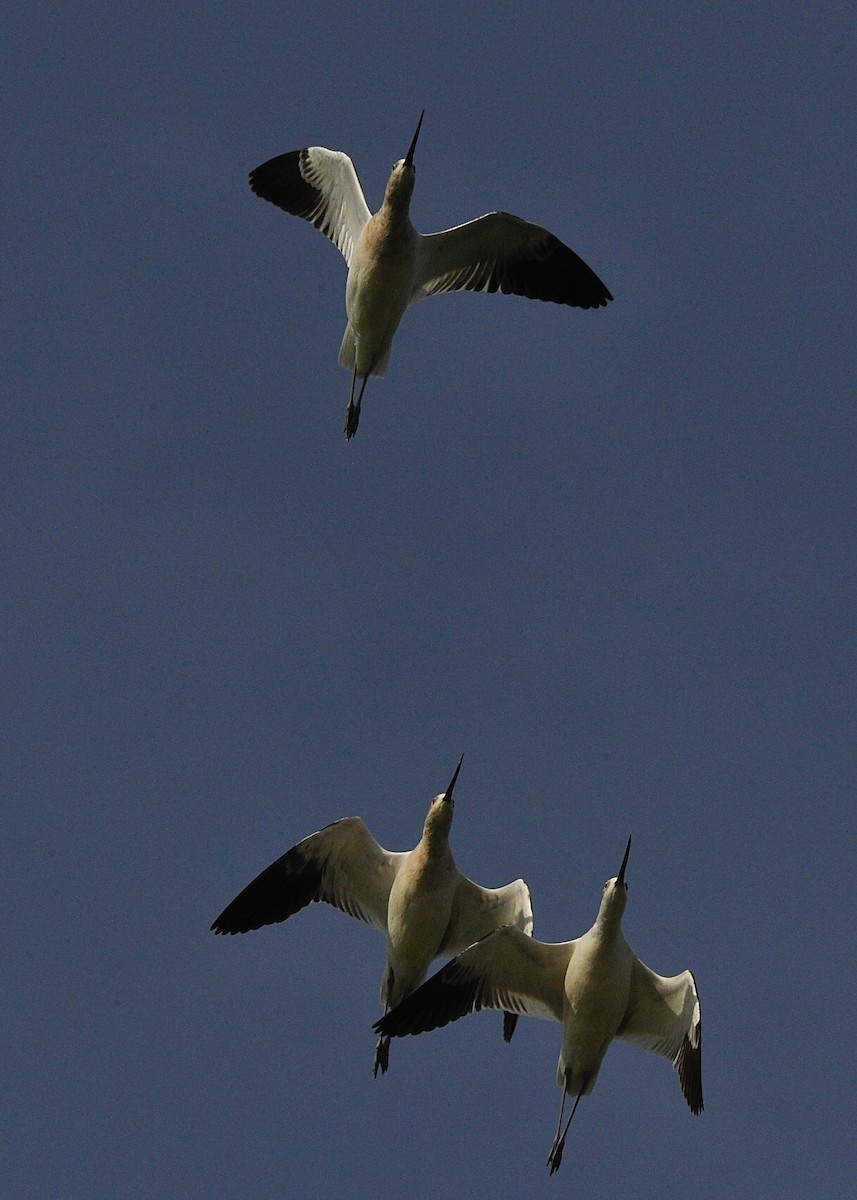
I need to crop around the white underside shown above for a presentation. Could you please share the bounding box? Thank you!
[339,322,393,378]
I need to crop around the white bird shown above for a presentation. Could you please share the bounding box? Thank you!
[211,755,533,1076]
[249,111,613,438]
[375,836,702,1172]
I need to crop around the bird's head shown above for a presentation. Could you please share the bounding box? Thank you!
[385,111,424,204]
[423,752,462,839]
[598,835,632,921]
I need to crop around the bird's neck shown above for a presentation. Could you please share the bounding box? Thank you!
[380,179,414,224]
[382,199,413,233]
[420,818,453,864]
[592,906,625,941]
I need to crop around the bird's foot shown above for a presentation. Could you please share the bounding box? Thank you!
[546,1135,566,1175]
[372,1036,390,1077]
[344,399,361,440]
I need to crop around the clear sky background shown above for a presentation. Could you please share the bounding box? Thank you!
[4,3,855,1197]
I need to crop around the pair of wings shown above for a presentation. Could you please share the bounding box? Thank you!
[210,816,533,954]
[249,146,613,310]
[375,924,702,1115]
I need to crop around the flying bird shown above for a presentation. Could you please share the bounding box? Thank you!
[375,836,702,1172]
[211,756,534,1076]
[249,111,612,438]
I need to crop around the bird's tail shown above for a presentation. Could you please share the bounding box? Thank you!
[338,323,357,370]
[338,324,392,378]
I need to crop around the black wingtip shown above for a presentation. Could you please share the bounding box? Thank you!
[210,841,324,935]
[675,1029,704,1115]
[374,961,485,1040]
[503,1011,519,1042]
[248,149,320,220]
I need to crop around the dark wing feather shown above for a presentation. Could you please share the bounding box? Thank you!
[375,927,568,1039]
[211,817,403,935]
[618,961,703,1115]
[416,212,612,309]
[249,146,371,266]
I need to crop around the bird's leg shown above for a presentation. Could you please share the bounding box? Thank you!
[344,367,359,439]
[373,1001,391,1077]
[344,370,372,440]
[343,397,360,439]
[344,369,371,440]
[546,1091,582,1175]
[547,1083,568,1167]
[373,1035,390,1076]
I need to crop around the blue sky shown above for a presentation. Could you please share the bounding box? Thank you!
[4,3,855,1197]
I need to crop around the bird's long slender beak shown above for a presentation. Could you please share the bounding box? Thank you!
[404,111,424,169]
[443,753,464,804]
[616,835,632,886]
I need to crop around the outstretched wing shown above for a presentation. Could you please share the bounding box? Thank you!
[249,146,372,267]
[414,212,612,309]
[442,875,535,1043]
[442,876,534,954]
[618,961,703,1114]
[375,927,571,1039]
[211,817,405,935]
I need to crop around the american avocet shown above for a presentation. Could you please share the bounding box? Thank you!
[376,836,702,1170]
[212,756,534,1075]
[249,112,612,437]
